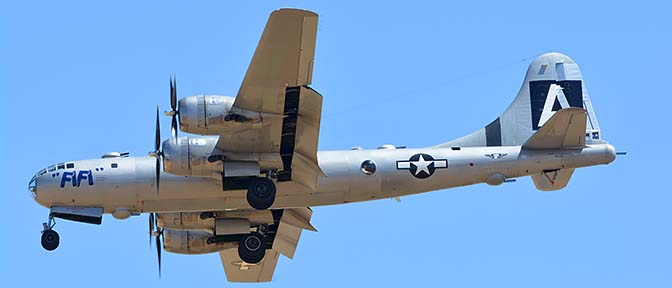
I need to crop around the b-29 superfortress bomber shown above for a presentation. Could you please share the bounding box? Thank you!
[28,8,619,282]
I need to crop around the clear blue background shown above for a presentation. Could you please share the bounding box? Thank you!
[2,1,670,287]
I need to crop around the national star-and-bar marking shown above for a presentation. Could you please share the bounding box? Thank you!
[396,153,448,179]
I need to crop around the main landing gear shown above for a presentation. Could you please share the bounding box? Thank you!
[246,177,276,210]
[238,232,266,264]
[41,215,59,251]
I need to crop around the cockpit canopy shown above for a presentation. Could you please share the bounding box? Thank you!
[38,162,77,177]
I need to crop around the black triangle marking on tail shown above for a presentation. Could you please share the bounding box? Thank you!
[529,80,584,130]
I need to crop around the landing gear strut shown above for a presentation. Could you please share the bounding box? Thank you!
[237,232,266,263]
[246,177,276,210]
[41,215,59,251]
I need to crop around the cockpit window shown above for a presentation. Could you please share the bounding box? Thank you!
[38,169,47,176]
[66,163,74,169]
[57,163,65,170]
[48,165,56,172]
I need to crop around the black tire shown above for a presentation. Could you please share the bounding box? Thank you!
[246,177,276,210]
[238,232,266,264]
[41,230,60,251]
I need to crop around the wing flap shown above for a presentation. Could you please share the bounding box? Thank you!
[272,208,315,259]
[523,108,587,150]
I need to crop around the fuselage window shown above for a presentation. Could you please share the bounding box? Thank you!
[360,160,377,175]
[66,163,75,169]
[111,163,118,168]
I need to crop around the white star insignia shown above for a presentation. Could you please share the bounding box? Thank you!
[412,154,431,175]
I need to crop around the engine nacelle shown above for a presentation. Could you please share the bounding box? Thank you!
[158,212,257,236]
[157,212,212,231]
[163,229,234,255]
[162,136,262,178]
[162,137,221,177]
[180,95,269,135]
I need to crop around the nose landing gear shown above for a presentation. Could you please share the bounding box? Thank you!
[41,215,59,251]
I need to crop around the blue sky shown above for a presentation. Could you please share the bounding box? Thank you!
[2,1,671,287]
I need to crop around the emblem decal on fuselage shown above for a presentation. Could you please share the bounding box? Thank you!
[60,170,94,188]
[485,153,508,160]
[396,153,448,179]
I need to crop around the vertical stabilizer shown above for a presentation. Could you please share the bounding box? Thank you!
[436,52,601,148]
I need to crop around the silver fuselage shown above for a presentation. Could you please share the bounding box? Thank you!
[30,143,616,214]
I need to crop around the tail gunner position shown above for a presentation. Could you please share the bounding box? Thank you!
[27,9,620,283]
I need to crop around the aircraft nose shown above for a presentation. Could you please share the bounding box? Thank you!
[28,174,38,198]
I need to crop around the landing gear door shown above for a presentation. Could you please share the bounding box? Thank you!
[223,161,260,177]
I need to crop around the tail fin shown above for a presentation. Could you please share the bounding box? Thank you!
[436,52,601,148]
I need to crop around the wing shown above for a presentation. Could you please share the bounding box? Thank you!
[217,9,323,191]
[233,8,318,114]
[219,249,280,282]
[219,208,315,282]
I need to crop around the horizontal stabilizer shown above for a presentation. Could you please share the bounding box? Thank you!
[531,169,575,191]
[523,108,587,150]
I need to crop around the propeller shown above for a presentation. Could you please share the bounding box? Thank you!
[149,107,163,197]
[165,76,179,138]
[146,78,180,277]
[150,77,181,198]
[148,212,163,277]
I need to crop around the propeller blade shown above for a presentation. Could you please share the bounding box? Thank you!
[171,115,178,138]
[149,213,155,247]
[155,158,160,196]
[156,229,162,277]
[155,107,161,152]
[154,107,161,197]
[170,77,177,111]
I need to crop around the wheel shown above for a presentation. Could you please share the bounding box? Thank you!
[246,177,276,210]
[41,230,60,251]
[238,232,266,264]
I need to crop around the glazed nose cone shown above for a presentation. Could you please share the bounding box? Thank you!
[28,174,38,198]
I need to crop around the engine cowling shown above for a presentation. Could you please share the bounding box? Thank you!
[163,229,234,255]
[162,136,264,178]
[180,95,260,135]
[162,136,221,177]
[157,212,212,231]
